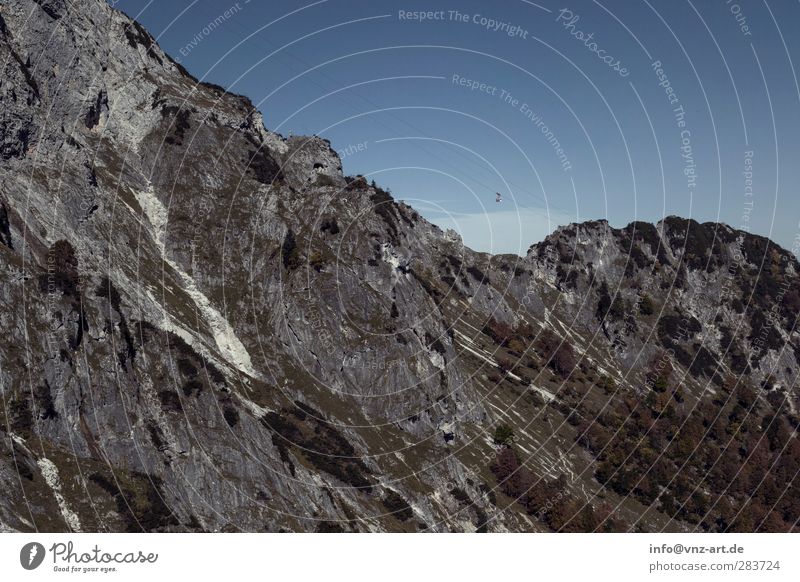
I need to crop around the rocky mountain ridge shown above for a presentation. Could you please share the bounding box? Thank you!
[1,0,798,532]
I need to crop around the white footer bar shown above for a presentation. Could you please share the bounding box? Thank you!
[1,533,797,580]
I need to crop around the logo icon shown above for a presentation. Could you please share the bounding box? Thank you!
[20,542,46,570]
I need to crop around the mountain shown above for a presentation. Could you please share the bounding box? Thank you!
[1,0,798,533]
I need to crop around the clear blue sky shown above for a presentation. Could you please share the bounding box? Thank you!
[111,0,800,256]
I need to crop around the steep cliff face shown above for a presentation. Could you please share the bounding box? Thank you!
[1,0,798,533]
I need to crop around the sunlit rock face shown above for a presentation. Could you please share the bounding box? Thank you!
[1,0,798,533]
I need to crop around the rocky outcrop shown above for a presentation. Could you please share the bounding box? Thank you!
[1,0,798,532]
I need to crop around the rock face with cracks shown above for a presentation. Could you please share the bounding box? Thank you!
[1,0,799,533]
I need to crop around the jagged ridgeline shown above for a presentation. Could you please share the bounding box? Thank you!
[1,0,798,533]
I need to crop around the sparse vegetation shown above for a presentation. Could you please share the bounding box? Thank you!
[262,408,373,493]
[222,405,239,428]
[370,186,399,242]
[490,447,626,532]
[282,229,303,270]
[246,146,283,184]
[382,490,413,522]
[40,239,79,297]
[320,217,340,235]
[536,329,576,378]
[89,471,179,532]
[309,251,326,272]
[493,424,515,447]
[639,293,655,315]
[315,173,338,188]
[0,202,13,248]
